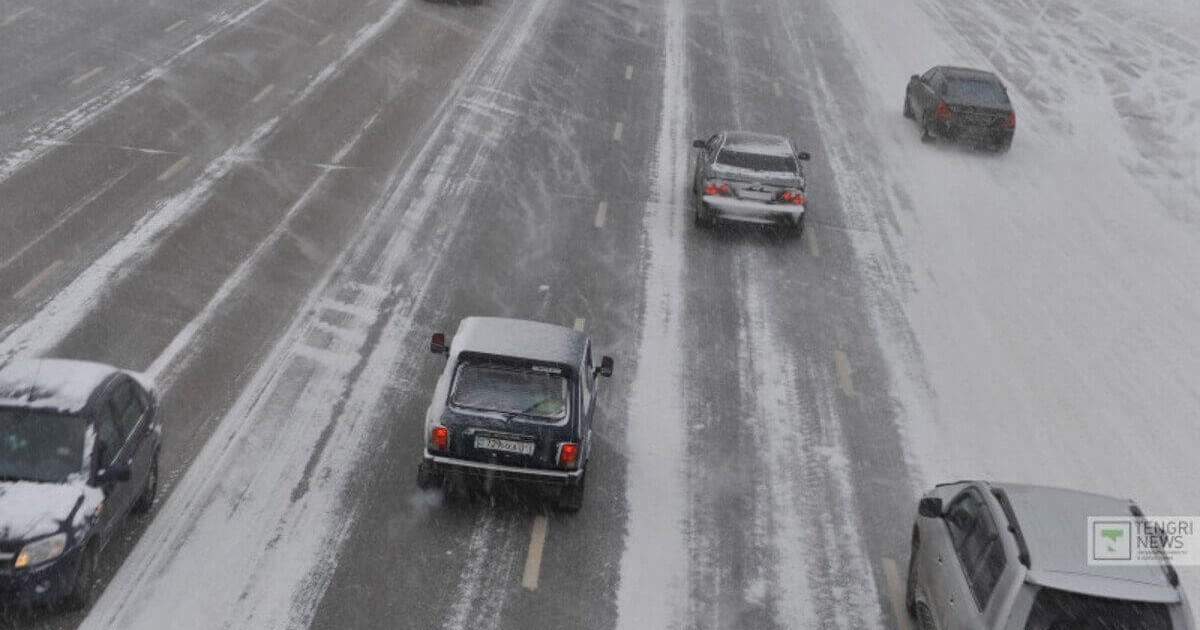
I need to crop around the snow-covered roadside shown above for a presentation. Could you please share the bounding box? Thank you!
[612,0,692,625]
[806,0,1200,602]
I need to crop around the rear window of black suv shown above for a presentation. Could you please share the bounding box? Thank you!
[1025,586,1172,630]
[449,362,568,420]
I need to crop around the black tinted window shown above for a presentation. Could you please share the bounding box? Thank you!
[110,382,145,431]
[0,409,87,482]
[946,79,1009,104]
[1025,587,1172,630]
[450,362,568,420]
[946,489,1006,608]
[96,406,123,467]
[716,149,796,173]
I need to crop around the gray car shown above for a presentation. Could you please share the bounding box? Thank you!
[690,131,811,233]
[907,481,1195,630]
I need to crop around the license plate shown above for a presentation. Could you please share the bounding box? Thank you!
[474,436,535,455]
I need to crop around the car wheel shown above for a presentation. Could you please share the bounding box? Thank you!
[994,138,1012,154]
[62,547,98,612]
[557,473,586,513]
[131,452,159,514]
[416,461,443,490]
[920,118,935,143]
[906,527,919,617]
[903,95,915,119]
[694,200,713,228]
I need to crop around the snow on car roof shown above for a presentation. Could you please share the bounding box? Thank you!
[0,359,122,413]
[938,66,1002,83]
[722,131,793,156]
[998,482,1179,594]
[451,317,587,370]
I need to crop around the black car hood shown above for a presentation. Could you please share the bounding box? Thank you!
[0,480,101,541]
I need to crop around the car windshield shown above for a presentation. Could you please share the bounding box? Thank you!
[946,78,1009,104]
[716,149,797,173]
[450,363,568,419]
[1025,587,1172,630]
[0,408,87,483]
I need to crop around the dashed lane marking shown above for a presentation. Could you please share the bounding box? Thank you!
[806,223,820,257]
[834,349,855,397]
[251,83,275,104]
[882,557,915,630]
[613,122,624,142]
[14,260,63,299]
[773,82,783,98]
[521,515,550,590]
[574,317,586,332]
[156,155,191,182]
[2,7,34,25]
[625,65,633,80]
[164,19,187,32]
[594,201,607,229]
[71,66,105,86]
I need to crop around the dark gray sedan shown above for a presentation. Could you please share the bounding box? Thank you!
[690,131,811,233]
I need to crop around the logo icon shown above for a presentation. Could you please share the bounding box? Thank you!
[1092,520,1132,560]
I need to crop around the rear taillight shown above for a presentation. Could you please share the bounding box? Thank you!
[704,181,731,196]
[431,426,449,452]
[558,443,580,469]
[936,102,951,120]
[779,190,806,206]
[1004,112,1016,129]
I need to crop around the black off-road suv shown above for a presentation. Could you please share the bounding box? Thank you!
[416,317,613,512]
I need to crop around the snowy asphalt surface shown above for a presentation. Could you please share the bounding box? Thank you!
[1,0,1198,628]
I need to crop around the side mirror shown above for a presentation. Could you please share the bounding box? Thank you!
[95,464,131,485]
[918,497,943,518]
[596,356,614,378]
[911,74,921,83]
[692,139,706,149]
[430,332,449,355]
[797,151,811,161]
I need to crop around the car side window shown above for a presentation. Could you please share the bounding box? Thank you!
[946,489,1006,609]
[96,406,123,467]
[110,381,146,434]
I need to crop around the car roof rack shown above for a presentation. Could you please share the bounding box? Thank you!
[1130,504,1181,587]
[991,487,1032,569]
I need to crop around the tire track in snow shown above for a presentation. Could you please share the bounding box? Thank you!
[613,0,691,626]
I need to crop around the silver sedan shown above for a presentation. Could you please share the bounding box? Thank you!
[690,131,811,233]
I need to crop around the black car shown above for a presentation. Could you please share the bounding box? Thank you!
[904,66,1015,151]
[0,359,161,611]
[691,131,812,233]
[416,317,613,512]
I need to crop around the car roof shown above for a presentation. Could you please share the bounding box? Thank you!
[994,482,1180,601]
[721,131,794,156]
[451,317,587,370]
[936,66,1002,83]
[0,359,123,414]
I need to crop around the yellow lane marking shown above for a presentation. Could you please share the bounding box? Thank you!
[250,83,275,104]
[2,7,34,26]
[625,65,633,80]
[594,201,608,229]
[613,122,624,142]
[521,515,550,590]
[156,155,191,182]
[71,66,105,86]
[164,19,187,32]
[834,349,855,397]
[806,223,820,257]
[14,260,63,299]
[882,557,915,630]
[573,317,586,332]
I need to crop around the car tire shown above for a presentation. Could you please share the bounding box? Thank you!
[694,200,715,229]
[903,95,915,119]
[131,452,159,515]
[994,138,1012,153]
[557,473,586,513]
[62,547,98,612]
[920,118,936,143]
[906,527,919,617]
[416,461,443,490]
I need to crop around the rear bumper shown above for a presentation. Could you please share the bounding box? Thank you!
[422,452,583,487]
[933,120,1013,145]
[700,195,804,226]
